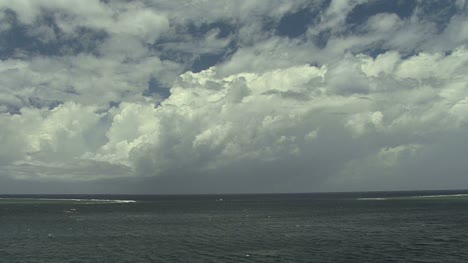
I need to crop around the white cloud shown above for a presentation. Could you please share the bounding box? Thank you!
[367,13,402,32]
[1,0,468,192]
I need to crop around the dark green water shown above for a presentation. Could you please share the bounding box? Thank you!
[1,191,468,262]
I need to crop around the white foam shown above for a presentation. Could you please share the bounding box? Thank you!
[78,199,136,203]
[358,193,468,200]
[65,198,137,203]
[0,197,136,203]
[410,194,468,198]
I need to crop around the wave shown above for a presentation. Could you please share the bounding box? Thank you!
[60,198,136,203]
[410,194,468,198]
[358,193,468,201]
[0,197,136,203]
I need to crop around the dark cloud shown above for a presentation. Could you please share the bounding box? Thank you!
[153,21,238,73]
[262,90,310,101]
[186,21,236,39]
[416,0,458,32]
[0,9,108,59]
[143,77,171,99]
[312,29,331,49]
[191,53,226,73]
[276,1,331,38]
[276,8,316,38]
[346,0,417,32]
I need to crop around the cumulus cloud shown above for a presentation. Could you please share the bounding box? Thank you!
[1,0,468,193]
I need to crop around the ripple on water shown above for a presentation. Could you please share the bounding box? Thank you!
[2,194,468,262]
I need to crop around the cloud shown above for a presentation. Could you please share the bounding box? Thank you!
[1,0,468,193]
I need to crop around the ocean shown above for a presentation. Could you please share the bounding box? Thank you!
[1,190,468,262]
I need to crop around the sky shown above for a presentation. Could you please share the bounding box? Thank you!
[1,0,468,194]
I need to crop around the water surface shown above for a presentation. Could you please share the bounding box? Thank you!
[1,191,468,262]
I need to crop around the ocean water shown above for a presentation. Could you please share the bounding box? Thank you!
[1,191,468,263]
